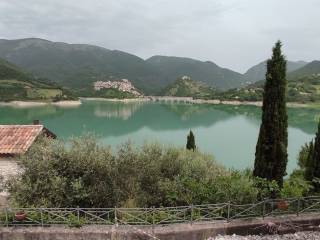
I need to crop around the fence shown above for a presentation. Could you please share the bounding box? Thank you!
[1,196,320,226]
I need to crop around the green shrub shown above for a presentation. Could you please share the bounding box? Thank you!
[281,170,312,198]
[6,136,284,208]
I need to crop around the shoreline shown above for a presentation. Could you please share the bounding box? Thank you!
[0,100,82,108]
[81,97,147,103]
[0,98,315,109]
[80,97,313,108]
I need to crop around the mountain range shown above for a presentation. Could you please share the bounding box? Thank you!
[0,38,248,94]
[244,60,308,82]
[0,38,319,96]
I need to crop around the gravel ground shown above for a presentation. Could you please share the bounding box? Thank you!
[209,232,320,240]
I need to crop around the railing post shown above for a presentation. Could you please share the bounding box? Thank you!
[227,202,231,222]
[77,206,80,222]
[297,198,300,216]
[40,208,44,227]
[114,206,118,226]
[152,206,155,234]
[262,199,266,219]
[190,205,193,225]
[5,207,8,227]
[152,206,155,225]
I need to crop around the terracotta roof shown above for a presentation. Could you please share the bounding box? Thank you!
[0,125,44,154]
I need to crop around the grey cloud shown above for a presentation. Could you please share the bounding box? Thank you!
[0,0,319,72]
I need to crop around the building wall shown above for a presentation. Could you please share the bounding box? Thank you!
[0,157,20,207]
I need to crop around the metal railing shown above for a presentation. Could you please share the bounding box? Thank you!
[1,196,320,226]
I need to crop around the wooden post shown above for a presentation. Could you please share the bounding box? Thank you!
[114,206,118,226]
[77,206,80,222]
[262,199,266,219]
[152,206,155,235]
[40,208,44,227]
[227,202,231,222]
[190,205,193,225]
[5,208,8,227]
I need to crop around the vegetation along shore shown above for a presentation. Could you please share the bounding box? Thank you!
[81,96,316,109]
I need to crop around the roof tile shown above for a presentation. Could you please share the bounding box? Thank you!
[0,125,43,154]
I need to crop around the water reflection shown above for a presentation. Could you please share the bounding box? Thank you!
[0,100,317,171]
[93,101,144,120]
[0,101,318,136]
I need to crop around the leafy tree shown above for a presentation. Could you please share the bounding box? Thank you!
[186,130,196,151]
[281,170,311,198]
[298,141,314,169]
[253,41,288,187]
[311,121,320,191]
[303,141,314,182]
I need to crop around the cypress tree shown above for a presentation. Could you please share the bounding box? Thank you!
[304,140,314,182]
[186,130,196,151]
[311,121,320,191]
[253,41,288,186]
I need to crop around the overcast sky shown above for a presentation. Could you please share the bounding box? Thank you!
[0,0,319,73]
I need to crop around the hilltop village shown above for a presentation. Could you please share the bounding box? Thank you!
[93,79,142,97]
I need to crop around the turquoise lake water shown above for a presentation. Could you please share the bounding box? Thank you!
[0,100,319,173]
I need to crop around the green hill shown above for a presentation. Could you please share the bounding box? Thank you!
[162,76,215,98]
[216,73,320,103]
[0,38,247,94]
[0,58,75,102]
[244,60,308,83]
[146,56,247,90]
[288,61,320,79]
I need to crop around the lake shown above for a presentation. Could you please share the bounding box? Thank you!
[0,100,318,173]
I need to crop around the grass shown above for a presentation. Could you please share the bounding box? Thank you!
[0,79,34,87]
[314,85,320,94]
[0,79,74,102]
[26,88,62,99]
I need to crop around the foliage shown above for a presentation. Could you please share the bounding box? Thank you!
[212,87,263,102]
[280,170,312,198]
[5,136,282,208]
[74,87,139,99]
[0,58,76,102]
[162,77,215,98]
[253,41,288,187]
[67,213,85,228]
[253,177,280,200]
[186,130,196,151]
[298,141,314,169]
[7,135,117,208]
[311,121,320,191]
[304,141,315,182]
[297,120,320,192]
[212,74,320,104]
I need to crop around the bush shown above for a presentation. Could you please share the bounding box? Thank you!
[280,170,312,198]
[6,136,283,208]
[7,135,117,208]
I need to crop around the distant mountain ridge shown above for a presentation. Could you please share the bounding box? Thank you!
[146,55,247,90]
[0,38,247,94]
[288,60,320,79]
[244,60,308,82]
[0,38,159,93]
[0,38,316,95]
